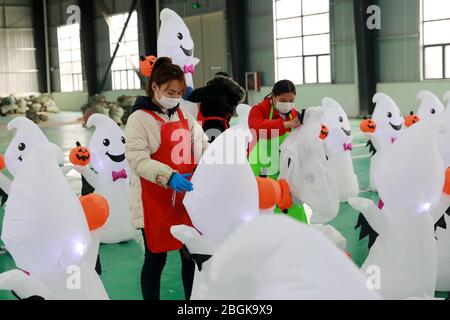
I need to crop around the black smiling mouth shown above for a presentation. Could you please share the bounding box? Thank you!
[18,155,23,162]
[105,152,125,163]
[341,127,352,136]
[389,122,403,131]
[180,45,193,57]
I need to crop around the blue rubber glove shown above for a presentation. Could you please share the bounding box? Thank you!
[168,173,193,193]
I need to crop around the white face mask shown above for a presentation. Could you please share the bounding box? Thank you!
[156,94,181,110]
[276,101,294,114]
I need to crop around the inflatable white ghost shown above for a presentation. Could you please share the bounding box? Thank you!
[73,114,138,244]
[279,107,340,224]
[0,117,70,204]
[364,93,404,191]
[321,97,359,202]
[172,215,380,300]
[234,104,252,129]
[416,91,445,121]
[0,143,109,300]
[184,125,258,245]
[349,117,448,300]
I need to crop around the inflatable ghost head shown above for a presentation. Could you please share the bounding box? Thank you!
[372,93,404,148]
[321,98,359,202]
[202,215,380,300]
[5,117,52,176]
[183,126,258,245]
[86,114,128,174]
[235,104,252,130]
[416,91,445,121]
[321,98,352,155]
[1,143,91,275]
[374,118,445,215]
[157,8,199,84]
[279,107,339,224]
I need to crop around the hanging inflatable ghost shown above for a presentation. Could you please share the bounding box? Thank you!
[0,117,70,206]
[349,117,448,300]
[0,143,109,300]
[279,106,340,224]
[321,98,359,202]
[158,8,200,117]
[72,114,138,244]
[172,215,380,300]
[361,93,404,191]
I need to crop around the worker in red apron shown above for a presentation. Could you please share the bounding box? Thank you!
[125,57,209,300]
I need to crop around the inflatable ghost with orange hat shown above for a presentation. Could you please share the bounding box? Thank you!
[360,93,404,192]
[0,141,109,300]
[71,114,138,244]
[349,117,449,299]
[321,97,359,202]
[279,106,340,225]
[0,117,72,207]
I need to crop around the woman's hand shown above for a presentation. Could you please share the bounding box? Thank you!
[168,173,194,193]
[284,118,301,129]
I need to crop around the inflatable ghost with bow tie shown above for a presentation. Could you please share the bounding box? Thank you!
[349,117,449,299]
[0,117,72,207]
[0,142,109,300]
[158,8,200,117]
[321,98,359,202]
[360,93,404,192]
[72,114,138,244]
[279,106,340,225]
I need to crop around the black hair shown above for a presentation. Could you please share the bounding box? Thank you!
[271,79,296,97]
[215,71,230,78]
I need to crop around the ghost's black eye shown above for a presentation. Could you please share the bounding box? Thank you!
[18,143,25,151]
[387,112,392,118]
[339,116,343,123]
[177,33,183,40]
[103,139,110,147]
[121,136,126,144]
[431,108,436,114]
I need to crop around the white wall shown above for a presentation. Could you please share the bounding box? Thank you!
[377,81,450,115]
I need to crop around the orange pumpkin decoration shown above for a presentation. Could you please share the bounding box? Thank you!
[140,55,157,78]
[256,177,281,210]
[319,124,329,140]
[256,177,293,211]
[443,168,450,196]
[80,194,109,231]
[360,118,377,133]
[276,179,293,212]
[405,111,420,128]
[69,141,90,166]
[0,154,5,171]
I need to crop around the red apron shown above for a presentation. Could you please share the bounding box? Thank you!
[197,104,230,130]
[140,109,196,253]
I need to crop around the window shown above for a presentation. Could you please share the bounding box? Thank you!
[421,0,450,79]
[273,0,331,85]
[109,11,140,90]
[57,23,83,92]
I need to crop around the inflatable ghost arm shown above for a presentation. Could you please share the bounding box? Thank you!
[348,197,387,234]
[0,270,51,300]
[171,225,215,256]
[73,165,98,190]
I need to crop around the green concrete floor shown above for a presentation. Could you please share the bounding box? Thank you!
[0,113,446,300]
